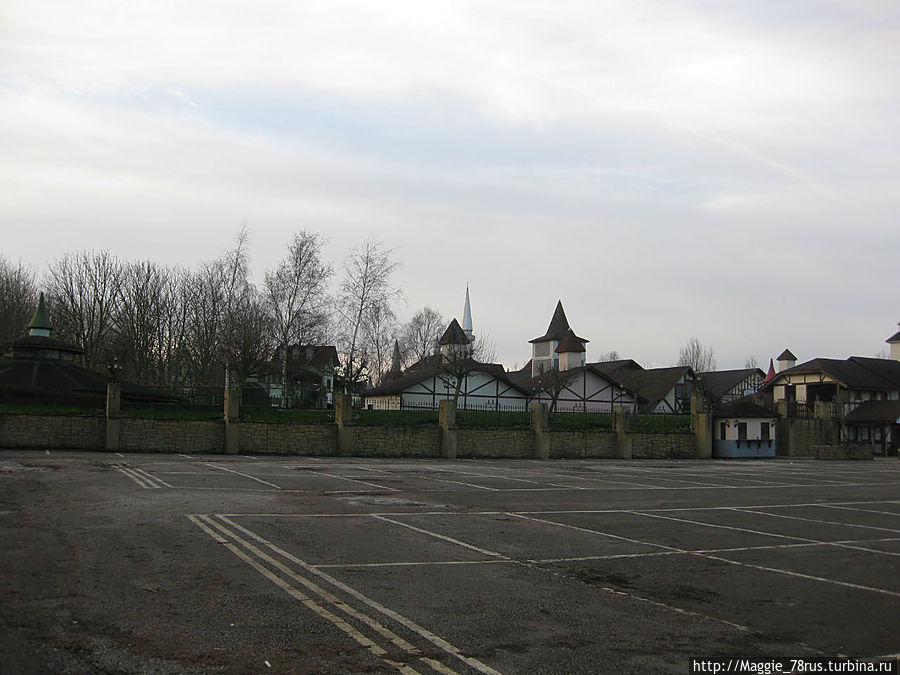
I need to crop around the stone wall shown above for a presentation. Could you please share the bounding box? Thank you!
[776,418,840,457]
[119,418,224,453]
[549,430,617,459]
[1,412,707,460]
[631,432,695,459]
[0,413,105,450]
[241,423,336,456]
[814,444,873,460]
[458,428,533,458]
[352,426,442,458]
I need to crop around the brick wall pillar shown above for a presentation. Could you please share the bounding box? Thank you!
[530,402,549,459]
[224,388,240,454]
[614,407,632,459]
[439,399,457,459]
[335,394,354,456]
[105,382,121,452]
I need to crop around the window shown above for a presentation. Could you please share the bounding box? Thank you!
[737,422,747,441]
[534,342,551,357]
[760,422,770,440]
[720,423,727,440]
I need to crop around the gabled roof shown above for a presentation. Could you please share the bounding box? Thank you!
[439,319,470,346]
[613,366,693,408]
[555,329,586,354]
[697,368,764,400]
[886,328,900,344]
[519,363,634,395]
[777,349,797,361]
[589,359,643,373]
[364,359,527,397]
[530,301,586,344]
[506,359,533,384]
[845,400,900,424]
[713,397,777,419]
[765,357,900,392]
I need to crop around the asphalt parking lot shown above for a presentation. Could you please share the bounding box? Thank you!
[2,451,899,674]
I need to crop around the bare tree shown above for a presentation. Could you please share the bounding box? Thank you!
[111,260,184,384]
[439,326,499,407]
[334,240,401,392]
[264,230,332,406]
[399,306,445,367]
[530,363,580,413]
[596,349,620,362]
[364,302,399,386]
[744,356,759,370]
[46,250,124,370]
[215,227,274,389]
[677,337,716,373]
[182,262,226,390]
[0,255,39,345]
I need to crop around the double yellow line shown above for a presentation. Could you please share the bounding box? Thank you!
[188,513,501,675]
[117,466,171,489]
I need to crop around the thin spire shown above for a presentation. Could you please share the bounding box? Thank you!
[462,285,473,339]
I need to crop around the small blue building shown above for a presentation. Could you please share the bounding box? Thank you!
[713,399,778,458]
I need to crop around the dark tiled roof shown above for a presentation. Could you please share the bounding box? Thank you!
[697,368,764,400]
[530,301,586,344]
[439,319,470,346]
[0,357,180,403]
[506,360,534,384]
[613,366,693,408]
[886,330,900,344]
[777,349,797,361]
[6,334,85,355]
[848,356,900,388]
[766,357,900,391]
[365,360,526,397]
[845,400,900,423]
[590,359,643,373]
[714,397,777,419]
[555,329,586,354]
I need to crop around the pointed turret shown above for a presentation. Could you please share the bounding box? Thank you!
[529,301,588,376]
[462,286,474,341]
[439,319,472,362]
[27,292,51,338]
[764,358,776,383]
[388,340,403,381]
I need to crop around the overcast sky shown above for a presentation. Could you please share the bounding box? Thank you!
[2,0,898,370]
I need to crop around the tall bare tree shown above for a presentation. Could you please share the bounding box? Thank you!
[181,261,226,391]
[677,336,716,373]
[264,231,332,406]
[46,250,124,370]
[400,306,445,367]
[0,255,39,345]
[364,302,399,386]
[111,260,185,384]
[334,240,401,392]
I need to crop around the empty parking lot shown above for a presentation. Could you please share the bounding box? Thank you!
[2,452,898,673]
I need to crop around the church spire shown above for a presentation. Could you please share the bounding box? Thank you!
[462,285,473,340]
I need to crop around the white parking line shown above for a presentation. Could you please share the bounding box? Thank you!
[205,463,282,489]
[213,515,500,675]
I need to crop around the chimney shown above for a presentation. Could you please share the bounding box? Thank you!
[887,323,900,361]
[777,349,796,372]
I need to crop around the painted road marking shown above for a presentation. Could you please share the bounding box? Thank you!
[205,463,282,489]
[218,516,502,675]
[188,515,432,674]
[203,514,500,675]
[117,466,158,489]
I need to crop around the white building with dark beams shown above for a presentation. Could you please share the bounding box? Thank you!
[529,301,588,377]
